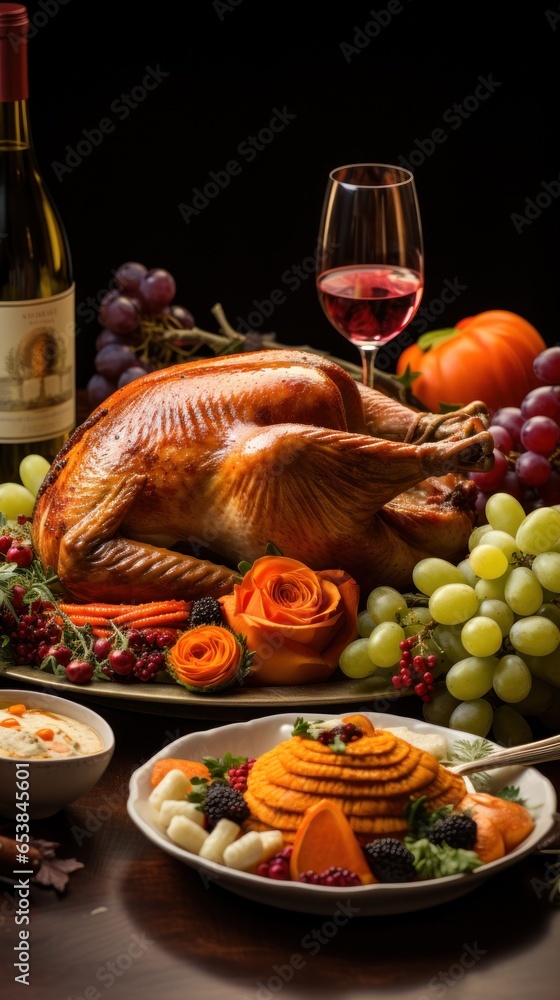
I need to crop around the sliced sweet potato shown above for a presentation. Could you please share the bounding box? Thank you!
[459,792,534,852]
[289,798,375,884]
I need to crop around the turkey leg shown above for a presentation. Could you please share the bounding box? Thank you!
[357,383,491,448]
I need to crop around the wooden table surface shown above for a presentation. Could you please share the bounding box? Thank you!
[0,679,559,1000]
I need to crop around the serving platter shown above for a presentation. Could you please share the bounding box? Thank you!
[0,665,410,720]
[127,711,558,915]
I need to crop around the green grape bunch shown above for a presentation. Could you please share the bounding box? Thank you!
[338,493,560,745]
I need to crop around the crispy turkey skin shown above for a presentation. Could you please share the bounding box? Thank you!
[32,351,493,602]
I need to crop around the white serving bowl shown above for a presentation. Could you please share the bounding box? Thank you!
[128,711,557,916]
[0,689,115,819]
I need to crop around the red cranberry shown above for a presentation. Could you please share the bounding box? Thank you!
[93,638,113,660]
[65,660,94,684]
[0,535,13,553]
[6,545,34,568]
[108,648,136,675]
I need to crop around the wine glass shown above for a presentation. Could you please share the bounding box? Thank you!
[316,163,424,389]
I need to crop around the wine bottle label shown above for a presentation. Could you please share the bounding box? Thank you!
[0,285,75,443]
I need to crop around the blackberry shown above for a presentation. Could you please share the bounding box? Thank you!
[428,813,477,850]
[204,783,249,830]
[364,838,417,883]
[188,597,224,628]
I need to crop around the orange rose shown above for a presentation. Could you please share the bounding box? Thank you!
[219,556,359,685]
[167,625,243,693]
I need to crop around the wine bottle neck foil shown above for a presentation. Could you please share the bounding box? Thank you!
[0,3,29,102]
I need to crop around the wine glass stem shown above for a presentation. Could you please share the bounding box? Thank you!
[359,346,379,389]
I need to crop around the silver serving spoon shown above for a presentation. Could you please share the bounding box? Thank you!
[448,733,560,777]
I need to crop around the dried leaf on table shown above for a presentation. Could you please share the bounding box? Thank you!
[29,838,84,892]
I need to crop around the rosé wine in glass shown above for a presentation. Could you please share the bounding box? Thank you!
[316,163,424,388]
[317,264,423,347]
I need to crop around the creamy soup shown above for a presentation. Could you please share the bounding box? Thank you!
[0,703,103,759]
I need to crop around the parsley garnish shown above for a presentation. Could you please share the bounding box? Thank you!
[202,752,247,781]
[292,717,321,737]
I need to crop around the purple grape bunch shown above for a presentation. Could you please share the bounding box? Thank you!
[470,345,560,513]
[86,262,195,408]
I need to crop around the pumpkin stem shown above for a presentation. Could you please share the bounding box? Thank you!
[393,364,422,388]
[417,327,462,352]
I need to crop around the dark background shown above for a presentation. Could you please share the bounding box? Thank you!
[23,0,560,388]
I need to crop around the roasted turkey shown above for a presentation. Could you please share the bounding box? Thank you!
[32,351,493,602]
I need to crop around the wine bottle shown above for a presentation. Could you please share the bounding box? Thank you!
[0,2,74,483]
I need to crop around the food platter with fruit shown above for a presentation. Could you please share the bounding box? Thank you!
[127,711,557,915]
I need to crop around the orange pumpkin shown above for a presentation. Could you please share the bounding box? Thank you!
[396,310,547,415]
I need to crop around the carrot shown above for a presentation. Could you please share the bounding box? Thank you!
[0,718,20,728]
[58,603,138,618]
[36,728,54,741]
[92,627,112,638]
[8,704,27,716]
[113,601,189,625]
[116,611,188,628]
[64,615,113,627]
